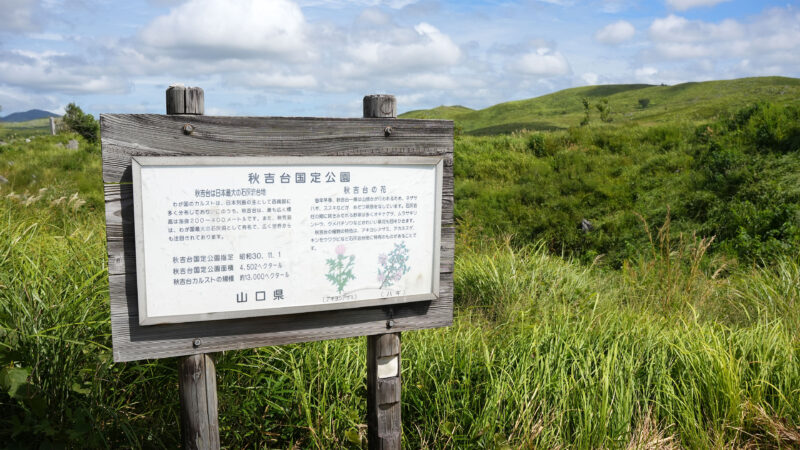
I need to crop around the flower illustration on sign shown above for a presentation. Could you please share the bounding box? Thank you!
[326,244,355,294]
[377,241,410,288]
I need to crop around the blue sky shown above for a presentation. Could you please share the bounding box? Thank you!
[1,0,798,117]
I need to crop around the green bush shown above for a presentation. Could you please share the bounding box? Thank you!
[453,101,800,264]
[63,103,99,143]
[526,133,546,156]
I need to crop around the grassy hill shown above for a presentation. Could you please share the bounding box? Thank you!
[2,83,800,447]
[2,132,800,448]
[400,76,800,135]
[0,118,53,140]
[0,109,60,123]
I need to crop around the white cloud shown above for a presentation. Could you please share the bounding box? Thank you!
[26,32,65,41]
[508,47,571,77]
[139,0,313,61]
[0,0,40,32]
[595,20,635,45]
[388,73,470,90]
[634,66,659,83]
[357,8,393,26]
[665,0,730,11]
[646,8,800,69]
[600,0,635,13]
[237,73,318,90]
[581,72,599,85]
[649,14,742,43]
[296,0,419,8]
[344,22,461,74]
[0,50,128,94]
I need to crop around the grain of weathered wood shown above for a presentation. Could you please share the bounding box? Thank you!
[364,93,403,450]
[373,333,401,357]
[166,86,186,115]
[367,332,401,450]
[376,378,401,404]
[185,88,204,115]
[178,354,220,450]
[100,114,453,183]
[168,86,219,450]
[363,95,397,119]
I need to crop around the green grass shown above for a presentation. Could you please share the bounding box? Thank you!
[0,118,53,140]
[400,105,474,121]
[400,76,800,135]
[453,101,800,265]
[1,194,799,447]
[1,97,800,448]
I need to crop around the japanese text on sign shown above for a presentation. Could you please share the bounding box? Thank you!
[132,156,442,325]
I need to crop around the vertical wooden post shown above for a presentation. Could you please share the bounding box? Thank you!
[49,117,56,135]
[167,84,218,450]
[363,94,402,450]
[178,353,220,450]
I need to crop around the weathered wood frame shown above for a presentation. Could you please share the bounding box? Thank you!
[131,155,444,325]
[102,114,454,362]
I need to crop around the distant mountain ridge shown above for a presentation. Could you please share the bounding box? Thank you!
[0,109,60,123]
[400,76,800,135]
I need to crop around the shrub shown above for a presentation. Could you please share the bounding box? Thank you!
[595,98,613,123]
[638,98,650,109]
[63,103,99,143]
[526,133,546,156]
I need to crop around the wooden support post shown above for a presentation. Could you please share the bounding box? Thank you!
[166,84,204,116]
[178,354,220,450]
[367,333,402,449]
[167,84,219,450]
[363,94,402,450]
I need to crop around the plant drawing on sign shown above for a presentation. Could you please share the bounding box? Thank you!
[326,244,355,293]
[377,241,411,288]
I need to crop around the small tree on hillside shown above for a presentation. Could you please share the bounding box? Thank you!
[595,98,613,123]
[63,103,99,143]
[580,97,591,126]
[638,98,650,109]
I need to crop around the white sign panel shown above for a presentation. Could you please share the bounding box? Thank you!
[132,156,442,325]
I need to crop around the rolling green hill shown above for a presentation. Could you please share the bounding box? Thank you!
[400,76,800,135]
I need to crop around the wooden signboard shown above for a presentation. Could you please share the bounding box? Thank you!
[101,88,453,449]
[103,108,453,363]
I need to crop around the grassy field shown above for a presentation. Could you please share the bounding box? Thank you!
[1,84,800,448]
[453,101,800,266]
[401,76,800,135]
[0,118,53,140]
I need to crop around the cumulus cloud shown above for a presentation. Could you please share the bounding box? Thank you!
[0,50,128,94]
[1,0,40,32]
[649,14,742,44]
[646,7,800,68]
[634,66,658,83]
[139,0,314,61]
[595,20,635,45]
[343,22,461,75]
[508,47,571,77]
[665,0,730,11]
[581,72,599,85]
[236,73,318,90]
